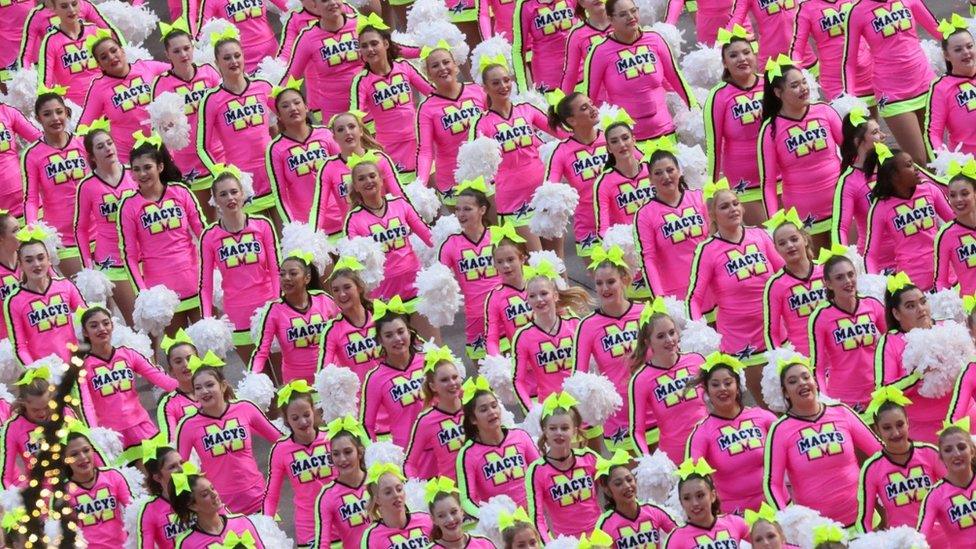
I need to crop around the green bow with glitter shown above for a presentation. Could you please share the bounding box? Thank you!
[461,375,492,404]
[874,142,893,164]
[271,75,303,99]
[159,18,190,40]
[209,25,240,45]
[812,525,845,545]
[638,297,667,327]
[700,351,744,374]
[743,502,778,527]
[161,328,194,353]
[703,177,730,200]
[211,163,243,180]
[542,391,578,418]
[595,449,630,478]
[716,24,750,45]
[497,507,531,530]
[455,176,490,195]
[373,295,414,320]
[489,222,526,244]
[938,13,969,39]
[276,379,313,407]
[848,107,867,127]
[865,385,912,419]
[286,249,315,266]
[578,528,614,549]
[886,271,913,294]
[676,457,716,480]
[16,366,51,385]
[814,243,849,265]
[763,53,793,78]
[523,260,558,281]
[762,207,803,232]
[83,28,114,55]
[587,245,627,270]
[332,255,365,273]
[940,416,971,435]
[325,415,367,441]
[423,345,456,373]
[76,117,111,136]
[140,434,172,463]
[15,224,50,243]
[420,39,452,60]
[948,158,976,180]
[1,507,27,533]
[600,108,634,131]
[58,417,91,445]
[367,462,405,484]
[172,461,201,495]
[187,350,225,374]
[478,54,508,72]
[347,150,379,171]
[38,82,68,97]
[424,476,458,503]
[356,12,389,34]
[545,87,567,108]
[72,305,89,330]
[637,135,677,157]
[132,130,163,150]
[776,355,811,374]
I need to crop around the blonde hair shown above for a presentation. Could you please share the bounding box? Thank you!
[525,276,593,317]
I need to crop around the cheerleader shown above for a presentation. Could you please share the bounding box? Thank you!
[663,0,736,45]
[559,0,610,95]
[169,466,268,548]
[425,477,495,548]
[663,458,750,548]
[196,0,285,72]
[351,22,433,174]
[74,122,138,324]
[156,330,199,441]
[864,145,951,290]
[856,386,946,537]
[764,359,882,526]
[545,91,606,256]
[21,89,90,277]
[18,0,114,65]
[78,35,168,163]
[917,419,976,546]
[595,451,677,547]
[317,260,382,381]
[0,213,20,339]
[77,306,178,450]
[936,163,976,294]
[704,29,764,224]
[483,228,532,356]
[195,31,276,217]
[266,82,338,225]
[455,377,540,516]
[476,0,516,41]
[634,147,709,298]
[134,441,193,548]
[499,510,545,548]
[173,357,283,514]
[843,0,940,163]
[628,304,708,462]
[199,170,280,362]
[592,116,654,237]
[511,0,577,92]
[118,139,204,335]
[404,348,465,480]
[686,353,775,514]
[36,8,114,106]
[583,0,696,142]
[313,416,371,547]
[831,109,888,253]
[727,3,808,68]
[746,504,796,549]
[360,463,434,548]
[926,19,976,158]
[758,57,843,244]
[251,252,338,384]
[512,263,589,412]
[264,381,333,547]
[525,393,601,537]
[438,184,499,359]
[808,251,887,409]
[0,104,40,217]
[762,209,825,357]
[4,235,85,365]
[276,0,324,61]
[64,425,133,548]
[791,0,874,102]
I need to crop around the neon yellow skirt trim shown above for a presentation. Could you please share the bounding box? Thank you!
[498,209,534,228]
[189,175,214,192]
[101,265,129,282]
[176,295,200,314]
[737,187,763,203]
[807,218,832,235]
[742,353,766,368]
[466,343,486,361]
[58,246,80,260]
[879,93,927,118]
[233,329,254,346]
[245,194,277,214]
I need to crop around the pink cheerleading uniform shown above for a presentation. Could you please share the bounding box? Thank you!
[438,229,500,354]
[79,60,171,163]
[277,7,317,60]
[1,0,37,74]
[686,407,777,514]
[135,495,193,549]
[763,403,882,526]
[512,0,578,92]
[360,512,433,549]
[251,291,339,383]
[665,0,736,44]
[360,352,426,447]
[762,263,826,357]
[808,296,886,408]
[583,30,696,141]
[917,474,976,547]
[0,105,40,216]
[174,400,283,514]
[573,302,645,444]
[948,361,976,424]
[629,353,708,463]
[18,1,112,65]
[313,477,370,547]
[560,21,610,95]
[512,315,580,412]
[0,409,78,487]
[0,262,19,340]
[22,134,90,248]
[312,151,402,236]
[935,219,976,295]
[663,515,749,549]
[74,168,138,270]
[483,283,531,355]
[351,61,433,172]
[729,0,811,69]
[686,228,784,361]
[456,428,541,516]
[151,64,224,182]
[842,0,939,108]
[597,503,677,548]
[77,346,179,447]
[926,73,976,157]
[525,448,600,537]
[857,443,946,535]
[199,215,281,331]
[758,103,843,227]
[37,23,104,105]
[404,406,465,480]
[196,0,286,73]
[318,311,382,382]
[117,183,205,298]
[266,126,338,223]
[264,431,334,545]
[634,190,709,298]
[704,78,763,198]
[864,179,952,291]
[545,132,607,252]
[4,277,85,365]
[285,16,361,124]
[156,389,197,443]
[792,0,874,100]
[477,0,517,40]
[415,84,487,193]
[343,196,432,301]
[830,166,876,253]
[593,162,653,236]
[68,467,133,547]
[175,514,266,549]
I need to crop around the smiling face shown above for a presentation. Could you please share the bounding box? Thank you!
[167,344,196,386]
[483,66,513,102]
[946,31,976,73]
[378,317,412,358]
[608,0,639,34]
[425,49,458,88]
[329,273,363,312]
[315,0,344,18]
[358,29,389,68]
[430,495,464,536]
[705,367,740,411]
[492,243,524,284]
[93,39,126,75]
[649,156,681,196]
[192,370,226,410]
[593,264,626,306]
[773,68,809,108]
[542,412,576,451]
[939,431,975,476]
[130,153,163,190]
[280,259,311,296]
[82,311,113,347]
[722,40,756,81]
[18,243,50,285]
[875,407,910,451]
[856,120,886,155]
[66,436,95,478]
[329,435,362,473]
[351,163,383,203]
[36,98,69,135]
[430,362,462,402]
[526,277,556,316]
[782,363,817,408]
[212,176,243,214]
[949,178,976,217]
[215,41,245,79]
[679,478,716,524]
[772,223,808,265]
[647,316,680,358]
[823,259,857,303]
[606,465,637,506]
[890,152,920,196]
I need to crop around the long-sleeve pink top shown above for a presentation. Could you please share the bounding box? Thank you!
[74,168,138,269]
[456,428,541,517]
[251,291,339,383]
[544,132,607,249]
[857,442,945,534]
[266,126,338,223]
[791,0,874,100]
[68,467,133,547]
[78,346,178,433]
[935,218,976,295]
[151,64,224,181]
[704,77,763,194]
[762,263,826,357]
[512,315,580,412]
[525,448,600,537]
[313,477,370,547]
[359,352,427,447]
[634,189,709,298]
[512,0,578,91]
[483,283,531,356]
[629,353,708,462]
[663,514,749,549]
[414,84,486,192]
[0,105,40,217]
[22,133,90,247]
[4,277,85,365]
[263,430,334,545]
[593,162,654,236]
[808,296,887,407]
[284,16,361,124]
[404,406,465,481]
[926,73,976,157]
[917,474,976,547]
[317,310,382,382]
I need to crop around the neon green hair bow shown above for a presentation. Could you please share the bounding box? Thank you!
[140,434,172,463]
[57,417,91,445]
[886,271,913,294]
[83,28,114,56]
[286,249,315,266]
[763,53,793,78]
[347,150,379,171]
[333,255,366,273]
[366,462,405,484]
[328,109,368,128]
[703,177,731,200]
[811,524,845,546]
[478,54,508,72]
[423,345,456,374]
[638,297,668,327]
[172,461,201,495]
[523,260,559,281]
[814,243,849,265]
[587,245,627,270]
[762,207,803,232]
[420,39,452,60]
[211,163,243,181]
[776,355,811,375]
[716,24,750,45]
[325,415,367,441]
[15,224,51,243]
[76,117,110,136]
[700,351,744,374]
[637,135,677,157]
[356,12,390,34]
[865,385,912,419]
[424,476,459,503]
[874,142,893,164]
[489,222,526,245]
[1,507,27,533]
[37,82,68,97]
[938,13,969,39]
[187,350,225,374]
[964,293,976,316]
[675,457,717,480]
[744,502,778,528]
[545,87,567,108]
[455,176,490,195]
[497,507,531,530]
[947,158,976,180]
[579,528,614,549]
[594,449,630,478]
[848,107,867,127]
[599,108,634,131]
[161,328,194,353]
[373,295,414,320]
[159,18,190,40]
[276,379,313,407]
[541,391,578,418]
[16,366,51,386]
[940,416,971,435]
[271,75,304,99]
[132,130,163,150]
[461,375,492,404]
[209,25,240,45]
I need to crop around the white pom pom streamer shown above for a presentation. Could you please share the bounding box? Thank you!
[518,403,545,441]
[410,233,436,268]
[249,301,279,353]
[213,270,224,311]
[248,513,294,549]
[64,99,82,133]
[431,214,462,248]
[844,245,867,276]
[344,0,369,9]
[185,316,236,357]
[413,20,470,67]
[407,0,450,32]
[404,180,441,223]
[89,426,124,464]
[194,19,237,66]
[336,236,386,289]
[0,64,39,116]
[236,371,276,411]
[561,371,622,426]
[928,147,973,178]
[761,346,804,413]
[674,107,706,146]
[119,465,148,500]
[903,322,975,398]
[415,263,463,327]
[255,55,288,85]
[44,519,62,546]
[920,39,946,75]
[132,285,180,336]
[527,250,567,277]
[528,182,579,239]
[676,143,708,189]
[829,93,870,121]
[680,44,723,89]
[930,288,964,323]
[539,139,559,166]
[776,504,846,549]
[634,451,677,504]
[123,44,153,62]
[500,405,517,427]
[597,102,623,123]
[314,364,361,422]
[600,224,639,270]
[0,487,23,514]
[470,35,514,85]
[633,0,668,25]
[848,526,930,549]
[455,137,503,186]
[0,339,19,385]
[511,88,549,114]
[147,91,192,152]
[404,478,428,513]
[27,354,68,386]
[0,384,13,405]
[650,23,683,54]
[663,295,689,329]
[801,69,822,102]
[478,354,517,407]
[30,220,63,267]
[680,319,722,356]
[545,536,581,549]
[73,268,115,304]
[98,1,158,45]
[281,221,336,273]
[112,321,154,360]
[857,273,887,302]
[364,441,406,469]
[472,494,517,546]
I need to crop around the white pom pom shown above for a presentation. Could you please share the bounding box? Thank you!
[407,0,450,32]
[470,36,514,85]
[776,504,846,549]
[928,147,973,178]
[527,250,567,277]
[147,91,191,152]
[249,301,280,353]
[185,316,236,358]
[650,23,683,54]
[431,214,462,248]
[123,495,151,549]
[499,405,517,427]
[633,0,668,25]
[364,441,406,469]
[235,371,276,411]
[281,221,336,273]
[528,182,580,239]
[255,56,287,85]
[478,354,517,407]
[561,371,622,426]
[27,354,68,386]
[314,364,361,422]
[123,44,153,63]
[600,224,639,269]
[404,478,428,512]
[761,346,804,413]
[539,140,559,167]
[674,107,706,146]
[30,221,63,267]
[0,64,39,116]
[0,487,23,513]
[511,89,549,115]
[118,465,148,500]
[634,451,677,504]
[271,417,290,437]
[454,137,503,184]
[415,263,463,328]
[663,486,685,522]
[829,93,870,122]
[404,180,441,224]
[844,245,867,276]
[132,285,180,336]
[111,322,154,360]
[903,322,975,398]
[930,288,964,323]
[518,403,545,441]
[247,513,294,549]
[194,19,238,66]
[344,0,369,9]
[472,494,517,545]
[545,536,582,549]
[413,20,470,67]
[44,519,62,545]
[801,69,821,102]
[848,526,930,549]
[0,384,13,405]
[920,39,946,75]
[857,274,887,302]
[336,236,386,289]
[410,233,436,268]
[680,44,723,90]
[0,339,19,385]
[98,1,158,45]
[89,426,124,464]
[676,143,708,189]
[680,319,721,356]
[73,268,115,305]
[212,270,224,312]
[663,295,689,329]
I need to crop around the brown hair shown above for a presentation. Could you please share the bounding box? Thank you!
[537,407,583,455]
[427,490,461,542]
[422,360,457,406]
[629,313,672,372]
[190,367,235,402]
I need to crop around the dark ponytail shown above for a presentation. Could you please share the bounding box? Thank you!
[602,122,633,170]
[865,147,903,201]
[359,27,402,71]
[884,283,921,332]
[942,28,974,75]
[130,142,184,184]
[720,37,754,82]
[547,91,583,132]
[648,150,688,190]
[761,65,801,135]
[839,112,871,172]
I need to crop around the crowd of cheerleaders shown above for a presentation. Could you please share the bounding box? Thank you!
[4,0,976,546]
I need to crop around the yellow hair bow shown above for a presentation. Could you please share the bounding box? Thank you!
[356,12,389,34]
[76,117,110,136]
[424,476,458,503]
[139,434,171,463]
[541,391,578,418]
[373,295,414,320]
[276,379,313,407]
[83,28,114,56]
[271,75,303,99]
[209,25,240,45]
[455,176,490,195]
[1,507,27,533]
[703,177,731,200]
[716,24,750,46]
[964,293,976,316]
[420,39,452,60]
[848,107,867,127]
[366,462,405,484]
[423,345,456,374]
[701,351,745,374]
[172,461,201,495]
[325,415,367,441]
[57,417,91,445]
[187,350,225,374]
[940,416,972,435]
[489,221,526,245]
[638,297,668,327]
[286,249,315,266]
[498,507,531,530]
[636,135,677,158]
[159,17,190,40]
[211,162,243,180]
[15,224,50,243]
[72,305,89,330]
[16,366,51,386]
[947,158,976,180]
[523,260,558,281]
[814,243,849,265]
[676,457,717,480]
[347,150,379,171]
[132,130,163,150]
[764,53,793,79]
[478,54,508,72]
[812,525,845,546]
[599,108,634,131]
[776,355,811,374]
[874,142,893,164]
[595,449,630,478]
[328,109,368,128]
[744,502,778,527]
[332,255,366,273]
[886,271,914,294]
[579,528,614,549]
[216,531,256,549]
[37,82,68,97]
[545,87,567,108]
[588,244,627,270]
[461,375,492,404]
[161,328,194,353]
[762,207,803,232]
[865,385,912,419]
[938,13,969,40]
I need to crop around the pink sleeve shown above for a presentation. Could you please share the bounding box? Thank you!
[246,401,284,443]
[78,86,102,129]
[75,185,95,268]
[858,462,879,533]
[404,417,435,479]
[545,145,565,183]
[635,213,665,296]
[184,189,204,237]
[381,156,404,197]
[285,33,311,81]
[527,463,549,538]
[583,45,606,106]
[629,370,652,454]
[9,110,40,142]
[687,243,714,319]
[359,370,382,439]
[845,407,882,456]
[175,418,194,460]
[530,105,567,139]
[811,315,829,391]
[759,121,780,217]
[932,185,954,222]
[729,0,749,27]
[485,293,502,356]
[119,202,146,290]
[864,201,885,274]
[0,423,19,488]
[926,80,947,153]
[560,29,581,94]
[199,230,216,318]
[949,365,976,422]
[263,221,280,297]
[138,501,159,549]
[763,279,786,351]
[398,45,421,59]
[248,304,276,374]
[414,103,436,184]
[763,422,790,508]
[267,0,288,13]
[935,226,953,291]
[841,10,863,94]
[114,469,132,506]
[704,88,725,181]
[909,0,940,39]
[23,153,40,224]
[130,350,179,392]
[513,337,534,413]
[763,233,785,272]
[790,8,811,62]
[477,0,492,46]
[916,488,940,538]
[685,421,707,461]
[77,366,99,425]
[827,106,843,145]
[595,179,611,236]
[836,175,858,246]
[406,64,434,97]
[262,444,285,516]
[404,201,433,246]
[655,36,695,109]
[664,0,684,24]
[9,304,33,365]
